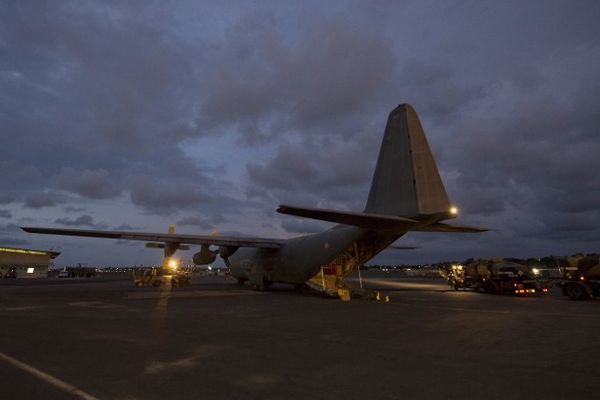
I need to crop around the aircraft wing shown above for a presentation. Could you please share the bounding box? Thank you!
[21,227,284,249]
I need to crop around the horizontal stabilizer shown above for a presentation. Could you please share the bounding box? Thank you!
[412,222,488,233]
[277,205,487,233]
[277,205,418,231]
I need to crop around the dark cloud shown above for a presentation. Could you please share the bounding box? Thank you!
[23,191,67,209]
[126,175,212,215]
[1,1,599,264]
[198,17,396,142]
[0,161,43,192]
[246,133,377,211]
[125,174,246,217]
[0,1,209,215]
[0,210,11,219]
[0,223,20,233]
[398,62,487,123]
[0,238,30,247]
[54,168,121,199]
[113,224,137,231]
[54,215,106,229]
[64,206,86,213]
[176,217,214,230]
[280,219,329,234]
[0,193,18,205]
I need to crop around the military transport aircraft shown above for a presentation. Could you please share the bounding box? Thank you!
[22,104,486,298]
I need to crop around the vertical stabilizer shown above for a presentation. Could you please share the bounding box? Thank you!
[364,104,450,217]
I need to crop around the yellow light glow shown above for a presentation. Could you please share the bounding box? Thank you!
[168,259,179,269]
[532,268,540,275]
[449,206,458,215]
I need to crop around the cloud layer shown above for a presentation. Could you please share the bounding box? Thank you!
[1,1,599,265]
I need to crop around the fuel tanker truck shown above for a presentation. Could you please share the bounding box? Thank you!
[552,254,600,300]
[440,258,550,295]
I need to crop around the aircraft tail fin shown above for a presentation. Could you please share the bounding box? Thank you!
[364,104,451,217]
[277,104,488,233]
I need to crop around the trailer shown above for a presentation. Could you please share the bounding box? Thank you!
[553,255,600,300]
[440,259,550,296]
[132,267,191,288]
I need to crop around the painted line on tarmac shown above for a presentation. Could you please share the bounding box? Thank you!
[2,305,49,311]
[127,289,268,299]
[67,301,124,309]
[0,352,99,400]
[396,302,511,314]
[358,278,447,291]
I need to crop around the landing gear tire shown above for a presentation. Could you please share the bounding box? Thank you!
[253,283,265,291]
[564,282,590,301]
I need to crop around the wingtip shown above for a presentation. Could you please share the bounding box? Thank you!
[276,205,290,214]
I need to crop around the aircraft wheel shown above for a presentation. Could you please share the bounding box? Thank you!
[564,282,590,300]
[253,282,267,291]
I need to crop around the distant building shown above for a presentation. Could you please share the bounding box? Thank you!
[0,246,60,278]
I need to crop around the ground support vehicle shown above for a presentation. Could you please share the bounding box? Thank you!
[132,268,191,288]
[553,255,600,300]
[440,259,550,296]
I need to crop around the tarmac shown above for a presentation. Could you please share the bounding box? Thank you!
[1,271,599,400]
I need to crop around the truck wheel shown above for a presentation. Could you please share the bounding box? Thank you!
[484,281,497,294]
[564,283,591,301]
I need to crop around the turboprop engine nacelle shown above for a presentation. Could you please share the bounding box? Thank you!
[193,244,217,265]
[218,245,239,259]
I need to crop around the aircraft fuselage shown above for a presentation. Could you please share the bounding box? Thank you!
[228,225,402,285]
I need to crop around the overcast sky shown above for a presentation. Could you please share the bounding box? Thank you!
[1,0,599,266]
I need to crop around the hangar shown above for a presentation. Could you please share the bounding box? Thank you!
[0,246,60,278]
